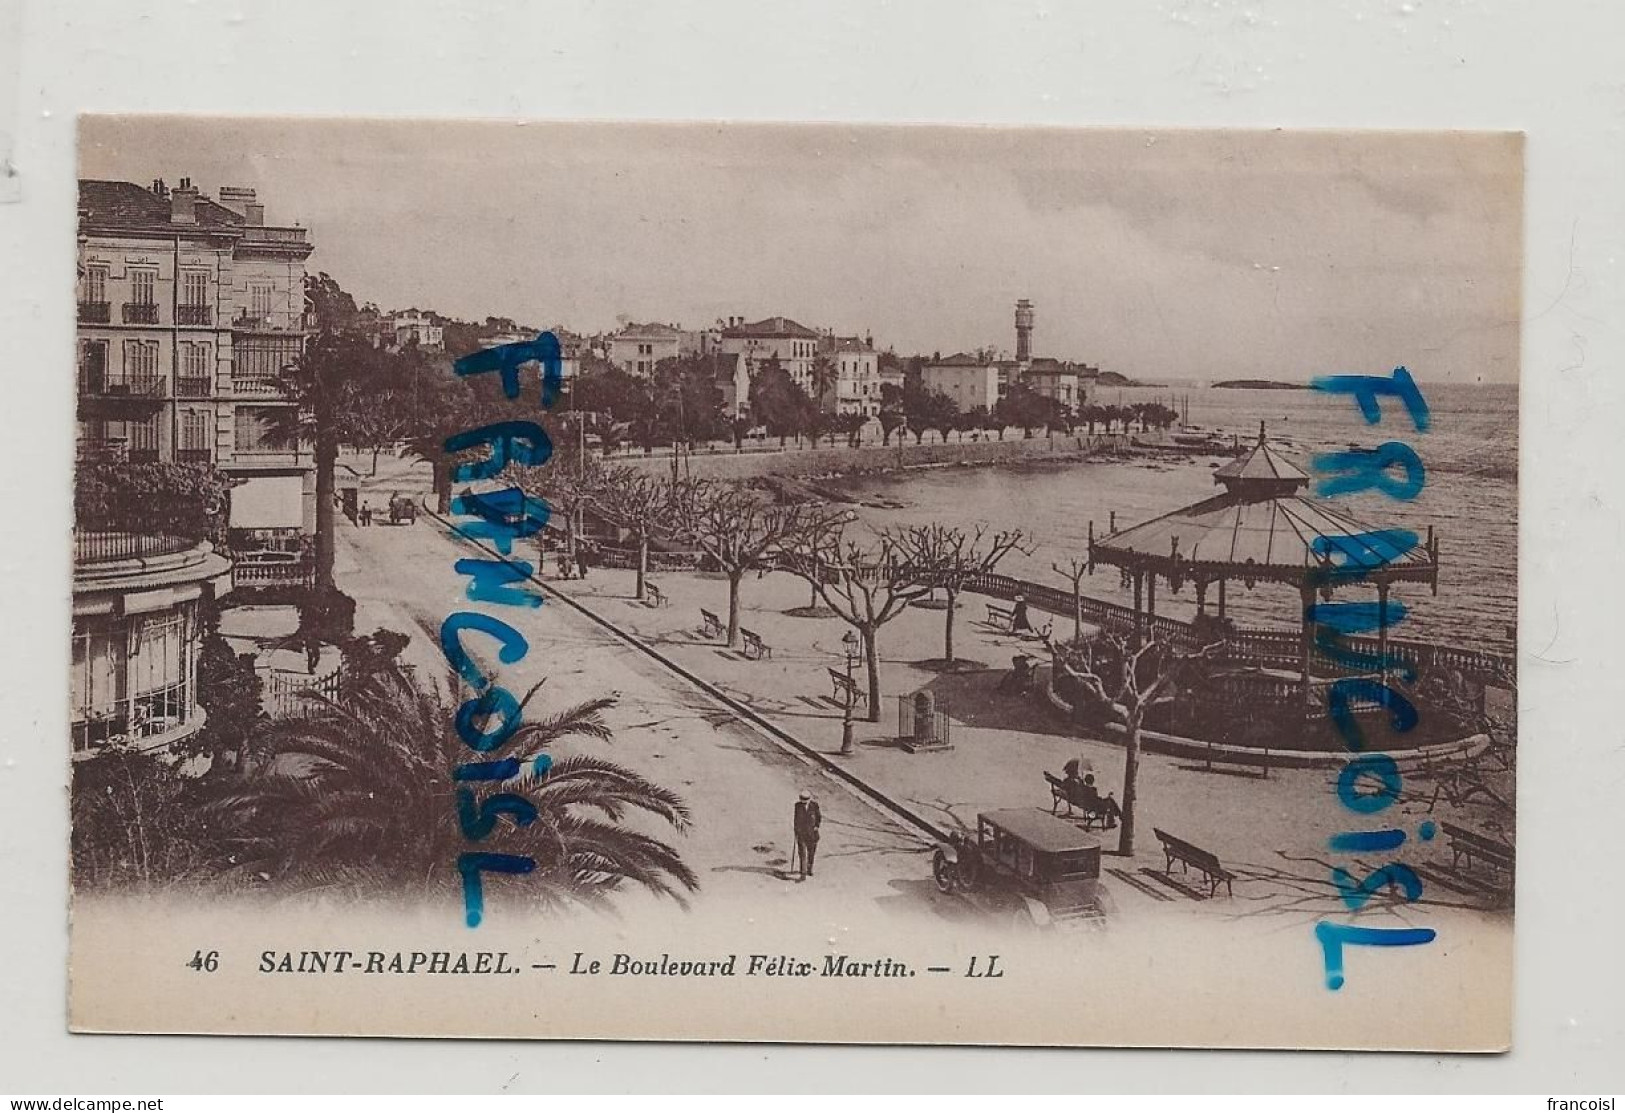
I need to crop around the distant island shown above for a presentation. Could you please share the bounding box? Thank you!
[1210,378,1309,390]
[1095,370,1141,387]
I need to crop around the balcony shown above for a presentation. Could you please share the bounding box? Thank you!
[74,529,197,565]
[129,449,160,465]
[229,376,289,399]
[175,376,213,399]
[79,372,167,400]
[175,447,213,465]
[176,304,213,326]
[77,439,128,465]
[232,312,307,334]
[78,301,111,324]
[122,303,160,325]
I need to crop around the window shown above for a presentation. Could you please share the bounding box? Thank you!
[122,339,159,384]
[83,265,108,304]
[181,410,211,451]
[234,336,300,381]
[71,618,125,746]
[234,406,290,452]
[249,284,274,317]
[129,268,157,306]
[79,341,109,390]
[127,413,159,460]
[181,270,209,306]
[182,342,211,378]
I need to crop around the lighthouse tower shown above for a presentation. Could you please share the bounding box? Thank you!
[1014,298,1035,364]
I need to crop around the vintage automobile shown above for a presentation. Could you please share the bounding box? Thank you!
[386,494,417,525]
[933,808,1111,929]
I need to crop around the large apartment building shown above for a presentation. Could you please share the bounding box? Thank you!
[76,177,316,554]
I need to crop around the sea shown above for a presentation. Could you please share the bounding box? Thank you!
[829,382,1518,650]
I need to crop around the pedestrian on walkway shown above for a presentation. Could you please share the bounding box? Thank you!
[575,544,591,581]
[793,790,822,880]
[556,549,573,579]
[359,501,373,527]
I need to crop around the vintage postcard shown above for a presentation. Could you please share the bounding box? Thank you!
[67,117,1519,1049]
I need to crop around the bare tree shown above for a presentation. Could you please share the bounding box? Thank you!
[1052,556,1090,640]
[511,450,603,566]
[777,524,931,722]
[590,466,673,602]
[668,479,848,647]
[888,524,1030,665]
[1046,632,1221,855]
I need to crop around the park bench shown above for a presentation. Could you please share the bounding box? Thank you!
[741,627,772,660]
[644,582,667,608]
[699,608,723,638]
[827,667,867,710]
[1439,821,1514,878]
[1152,827,1235,898]
[1043,771,1115,831]
[986,603,1015,631]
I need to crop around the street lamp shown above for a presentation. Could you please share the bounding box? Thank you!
[840,629,861,756]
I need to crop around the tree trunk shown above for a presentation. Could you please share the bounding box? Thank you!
[1118,708,1143,856]
[863,627,881,723]
[635,533,648,600]
[1073,585,1083,640]
[726,571,743,647]
[944,588,958,663]
[370,446,381,475]
[314,433,337,591]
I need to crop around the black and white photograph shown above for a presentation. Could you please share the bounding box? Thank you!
[64,116,1519,1050]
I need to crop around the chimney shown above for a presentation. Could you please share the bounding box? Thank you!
[170,177,199,224]
[218,185,264,225]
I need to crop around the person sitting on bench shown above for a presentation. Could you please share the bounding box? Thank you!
[1076,772,1121,829]
[1011,594,1034,633]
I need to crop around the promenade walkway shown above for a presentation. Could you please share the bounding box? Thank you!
[546,562,1515,922]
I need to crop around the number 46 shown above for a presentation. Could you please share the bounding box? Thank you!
[186,949,219,973]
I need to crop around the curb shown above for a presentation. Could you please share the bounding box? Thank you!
[423,501,949,847]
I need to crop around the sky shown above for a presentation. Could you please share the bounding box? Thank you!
[80,118,1523,384]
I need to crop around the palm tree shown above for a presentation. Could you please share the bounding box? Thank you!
[207,662,697,911]
[809,354,838,416]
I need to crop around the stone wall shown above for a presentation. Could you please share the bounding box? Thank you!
[610,432,1131,481]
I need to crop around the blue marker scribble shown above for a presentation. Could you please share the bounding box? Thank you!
[1315,921,1437,991]
[1310,367,1431,432]
[454,331,564,409]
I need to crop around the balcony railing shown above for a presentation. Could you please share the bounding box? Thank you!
[175,376,213,399]
[78,301,111,324]
[77,440,128,465]
[176,304,213,326]
[175,447,213,465]
[128,449,160,465]
[80,373,167,399]
[229,376,288,398]
[122,303,160,325]
[74,529,196,564]
[232,312,306,333]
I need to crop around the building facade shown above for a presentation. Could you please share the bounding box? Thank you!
[607,322,698,375]
[921,353,1004,412]
[390,313,444,351]
[820,335,882,416]
[1023,358,1084,411]
[71,531,233,760]
[77,178,316,556]
[718,316,821,392]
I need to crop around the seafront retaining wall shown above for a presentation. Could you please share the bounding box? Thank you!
[609,432,1130,481]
